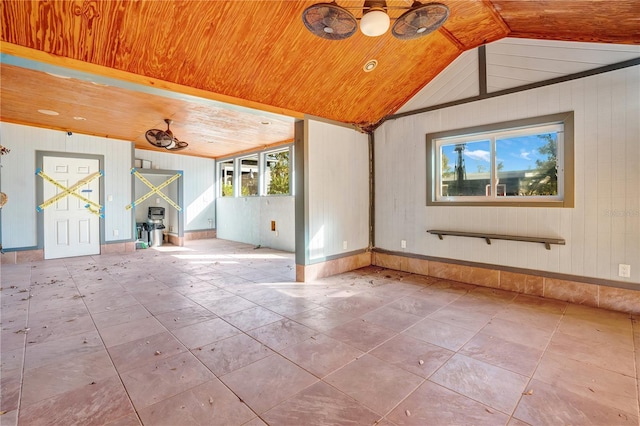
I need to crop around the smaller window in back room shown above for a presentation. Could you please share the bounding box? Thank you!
[240,154,259,196]
[426,112,574,208]
[219,159,234,197]
[264,148,290,195]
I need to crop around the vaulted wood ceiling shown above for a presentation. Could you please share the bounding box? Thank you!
[1,1,638,158]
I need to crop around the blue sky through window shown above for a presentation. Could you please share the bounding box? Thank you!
[441,133,557,175]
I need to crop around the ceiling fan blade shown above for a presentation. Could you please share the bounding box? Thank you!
[166,139,188,151]
[145,129,173,148]
[392,3,449,40]
[302,3,357,40]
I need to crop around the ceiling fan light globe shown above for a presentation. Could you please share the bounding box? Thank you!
[360,9,390,37]
[324,26,334,34]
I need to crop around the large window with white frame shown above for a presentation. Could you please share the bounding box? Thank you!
[426,112,574,207]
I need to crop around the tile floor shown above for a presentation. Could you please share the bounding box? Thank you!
[1,239,639,425]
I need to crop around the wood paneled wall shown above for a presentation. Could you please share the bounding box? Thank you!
[375,65,640,283]
[134,149,216,232]
[306,119,369,261]
[0,123,133,247]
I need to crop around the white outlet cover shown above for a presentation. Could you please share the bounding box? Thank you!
[618,264,631,278]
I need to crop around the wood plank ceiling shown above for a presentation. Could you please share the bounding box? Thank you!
[1,0,638,158]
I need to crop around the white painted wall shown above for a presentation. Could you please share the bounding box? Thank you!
[306,119,369,260]
[486,38,640,92]
[396,49,480,113]
[216,196,294,252]
[134,149,215,232]
[0,123,132,248]
[375,65,640,283]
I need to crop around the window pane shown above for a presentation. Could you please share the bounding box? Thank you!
[265,150,290,195]
[496,133,558,196]
[240,155,259,196]
[220,160,234,197]
[440,140,491,196]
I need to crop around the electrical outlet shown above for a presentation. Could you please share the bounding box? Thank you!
[107,194,113,202]
[343,241,348,250]
[156,198,160,204]
[618,264,631,278]
[275,230,279,237]
[401,240,406,249]
[113,229,119,237]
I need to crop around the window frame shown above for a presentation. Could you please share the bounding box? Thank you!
[238,154,260,197]
[218,159,235,197]
[217,144,294,198]
[426,112,574,207]
[262,147,293,196]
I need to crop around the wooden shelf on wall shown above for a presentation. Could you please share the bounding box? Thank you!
[427,229,565,250]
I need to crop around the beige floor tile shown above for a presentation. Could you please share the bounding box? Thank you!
[386,380,509,425]
[107,331,187,373]
[428,305,493,333]
[321,293,387,317]
[154,305,218,331]
[220,354,318,414]
[2,239,638,425]
[370,334,453,379]
[280,334,363,378]
[360,305,423,332]
[430,353,529,414]
[263,381,381,426]
[479,317,553,349]
[99,316,168,348]
[460,332,544,376]
[18,376,136,426]
[514,378,638,425]
[325,319,397,352]
[547,330,635,376]
[23,329,105,370]
[21,349,117,406]
[324,354,424,415]
[403,318,476,351]
[288,306,355,332]
[171,318,241,349]
[137,379,255,426]
[533,351,638,417]
[247,319,317,351]
[195,333,273,376]
[120,351,215,409]
[385,294,446,317]
[91,304,152,330]
[221,306,284,331]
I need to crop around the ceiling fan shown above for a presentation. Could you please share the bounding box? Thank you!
[302,1,449,40]
[145,119,189,151]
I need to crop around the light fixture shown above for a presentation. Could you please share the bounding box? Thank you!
[302,1,449,40]
[360,4,390,37]
[363,59,378,72]
[37,109,59,116]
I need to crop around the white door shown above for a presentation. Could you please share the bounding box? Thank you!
[43,156,101,259]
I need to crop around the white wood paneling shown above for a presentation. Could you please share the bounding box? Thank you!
[375,65,640,283]
[134,149,215,231]
[397,49,479,113]
[486,38,640,92]
[306,119,369,260]
[0,123,132,248]
[216,196,294,252]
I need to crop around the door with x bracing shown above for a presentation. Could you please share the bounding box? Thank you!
[43,156,101,259]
